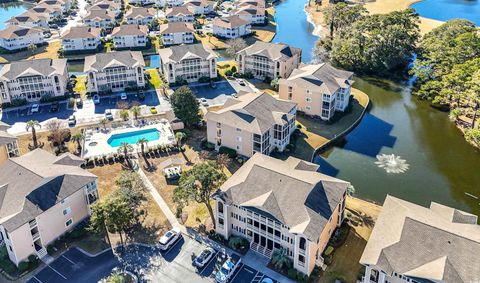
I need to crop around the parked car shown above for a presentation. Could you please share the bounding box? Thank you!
[76,98,83,108]
[150,106,157,114]
[50,101,59,112]
[138,89,145,100]
[105,109,113,120]
[215,254,241,283]
[236,78,245,86]
[193,249,215,268]
[159,227,181,251]
[231,93,238,98]
[261,278,274,283]
[93,95,100,104]
[120,92,128,100]
[68,115,76,126]
[199,98,208,106]
[31,104,40,113]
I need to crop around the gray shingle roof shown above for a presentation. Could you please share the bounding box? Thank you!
[83,9,115,20]
[0,149,97,232]
[158,43,217,63]
[360,195,480,283]
[111,24,148,36]
[61,26,101,39]
[166,6,193,16]
[238,41,302,62]
[280,63,353,95]
[0,25,43,39]
[125,7,156,19]
[212,15,249,28]
[0,58,67,81]
[205,92,296,134]
[84,51,145,72]
[217,153,349,241]
[159,22,194,34]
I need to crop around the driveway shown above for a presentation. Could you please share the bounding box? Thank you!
[187,80,256,107]
[26,236,281,283]
[2,90,171,135]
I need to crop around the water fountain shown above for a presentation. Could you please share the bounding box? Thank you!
[375,154,410,174]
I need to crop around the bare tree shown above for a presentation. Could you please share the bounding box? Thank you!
[225,38,247,57]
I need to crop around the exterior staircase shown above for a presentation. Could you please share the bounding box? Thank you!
[250,242,273,259]
[37,247,54,264]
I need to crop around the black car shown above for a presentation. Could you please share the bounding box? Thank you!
[50,101,59,112]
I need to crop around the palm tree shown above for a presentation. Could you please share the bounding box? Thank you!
[117,142,134,169]
[71,133,85,155]
[137,138,151,168]
[271,249,292,270]
[27,43,37,57]
[119,109,130,121]
[130,105,141,120]
[175,131,186,148]
[26,120,42,150]
[100,118,109,131]
[216,153,231,171]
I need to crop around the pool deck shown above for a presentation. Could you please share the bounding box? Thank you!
[82,122,176,159]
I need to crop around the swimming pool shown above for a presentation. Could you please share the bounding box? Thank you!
[107,128,160,147]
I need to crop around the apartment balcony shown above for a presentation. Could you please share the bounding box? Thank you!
[29,219,37,229]
[31,231,40,241]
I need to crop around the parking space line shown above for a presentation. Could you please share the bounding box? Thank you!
[229,263,243,283]
[164,238,183,256]
[62,254,76,265]
[47,265,67,280]
[198,250,219,274]
[32,276,43,283]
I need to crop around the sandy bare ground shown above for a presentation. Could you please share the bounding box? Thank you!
[365,0,443,34]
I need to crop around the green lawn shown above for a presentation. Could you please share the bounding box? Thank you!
[74,75,87,97]
[146,69,163,89]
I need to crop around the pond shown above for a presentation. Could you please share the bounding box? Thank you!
[273,0,480,215]
[0,2,32,30]
[411,0,480,25]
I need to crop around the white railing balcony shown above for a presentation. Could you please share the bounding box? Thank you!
[29,220,37,229]
[32,231,40,241]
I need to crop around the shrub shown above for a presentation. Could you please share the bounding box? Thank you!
[69,226,87,239]
[228,236,249,251]
[287,268,297,279]
[324,246,334,256]
[68,98,75,108]
[0,247,16,275]
[198,76,211,83]
[40,94,70,103]
[219,146,237,158]
[296,124,302,129]
[225,69,233,76]
[1,98,28,109]
[231,66,237,73]
[18,261,29,272]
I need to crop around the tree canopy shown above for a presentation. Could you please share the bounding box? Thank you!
[170,86,201,127]
[316,7,420,76]
[173,160,226,228]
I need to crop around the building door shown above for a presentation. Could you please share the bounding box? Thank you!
[267,239,273,250]
[260,236,266,247]
[253,233,259,244]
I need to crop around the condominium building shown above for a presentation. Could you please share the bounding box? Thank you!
[39,0,71,13]
[237,0,265,8]
[29,4,63,22]
[212,16,251,39]
[360,195,480,283]
[111,25,148,49]
[0,26,45,51]
[205,92,296,157]
[84,51,146,93]
[0,58,68,103]
[89,0,121,17]
[0,149,98,266]
[237,41,301,80]
[230,4,265,25]
[213,153,349,276]
[0,122,19,166]
[83,9,116,29]
[159,22,194,46]
[125,7,157,25]
[184,0,215,15]
[165,6,194,22]
[129,0,156,5]
[278,63,353,121]
[158,43,218,84]
[6,12,49,29]
[61,26,101,52]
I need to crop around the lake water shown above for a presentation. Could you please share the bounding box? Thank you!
[411,0,480,25]
[273,0,480,215]
[0,2,32,30]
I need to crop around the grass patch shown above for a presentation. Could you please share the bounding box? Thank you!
[217,60,237,78]
[74,75,87,97]
[17,127,84,156]
[146,69,163,89]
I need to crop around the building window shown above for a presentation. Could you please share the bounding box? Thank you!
[298,254,305,263]
[370,269,379,282]
[63,207,71,215]
[219,218,224,225]
[8,245,12,252]
[65,219,73,227]
[306,106,311,111]
[218,202,224,214]
[306,97,312,102]
[299,237,306,250]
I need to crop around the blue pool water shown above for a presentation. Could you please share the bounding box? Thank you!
[0,2,32,30]
[411,0,480,26]
[107,129,160,147]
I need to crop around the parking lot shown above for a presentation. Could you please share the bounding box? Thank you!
[26,235,280,283]
[188,80,256,107]
[2,90,171,135]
